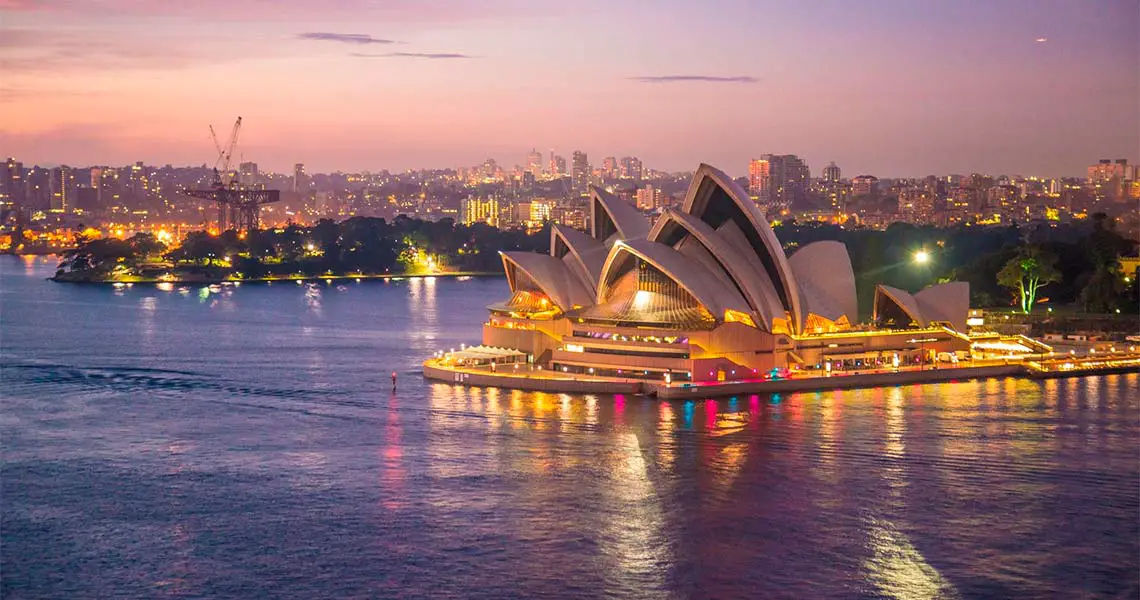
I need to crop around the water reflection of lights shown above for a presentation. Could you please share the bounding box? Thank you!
[708,442,748,499]
[657,402,676,470]
[559,394,572,421]
[407,276,439,351]
[885,387,905,461]
[863,516,959,598]
[381,394,406,511]
[814,393,840,484]
[304,283,322,315]
[600,433,670,593]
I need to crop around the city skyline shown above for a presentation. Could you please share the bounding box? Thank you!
[1,0,1138,176]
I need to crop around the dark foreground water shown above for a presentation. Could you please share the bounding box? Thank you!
[1,255,1138,599]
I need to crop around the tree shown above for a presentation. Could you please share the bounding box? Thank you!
[997,246,1061,313]
[1079,263,1125,313]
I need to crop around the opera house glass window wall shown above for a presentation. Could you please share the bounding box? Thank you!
[484,164,970,383]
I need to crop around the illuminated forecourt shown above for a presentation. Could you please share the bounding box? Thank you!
[438,164,973,384]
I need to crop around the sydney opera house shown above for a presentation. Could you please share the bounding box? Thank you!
[469,164,971,384]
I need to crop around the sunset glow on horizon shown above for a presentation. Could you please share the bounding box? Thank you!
[1,0,1137,176]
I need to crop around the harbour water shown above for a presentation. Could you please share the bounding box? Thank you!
[2,255,1138,598]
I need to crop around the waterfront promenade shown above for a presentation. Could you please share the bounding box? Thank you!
[423,353,1140,398]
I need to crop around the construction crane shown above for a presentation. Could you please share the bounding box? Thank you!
[183,116,279,233]
[209,117,242,187]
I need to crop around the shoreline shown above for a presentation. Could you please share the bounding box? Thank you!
[49,271,504,285]
[422,358,1140,398]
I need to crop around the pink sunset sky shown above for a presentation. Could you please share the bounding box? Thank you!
[1,0,1137,177]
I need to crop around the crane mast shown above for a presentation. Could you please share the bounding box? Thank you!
[183,116,279,233]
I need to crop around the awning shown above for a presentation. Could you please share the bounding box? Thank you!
[448,345,527,361]
[823,351,894,361]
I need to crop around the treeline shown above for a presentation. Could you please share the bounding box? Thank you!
[56,216,548,280]
[774,214,1138,316]
[55,215,1138,315]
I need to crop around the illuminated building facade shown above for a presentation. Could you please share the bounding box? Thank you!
[50,166,73,213]
[748,158,769,198]
[526,149,544,177]
[635,185,663,210]
[619,156,643,181]
[822,161,841,183]
[461,196,500,226]
[602,156,618,179]
[481,164,971,382]
[571,151,589,194]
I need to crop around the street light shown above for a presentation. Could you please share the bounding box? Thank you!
[913,249,930,265]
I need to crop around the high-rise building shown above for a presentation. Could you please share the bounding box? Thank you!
[619,156,643,181]
[24,167,49,212]
[899,188,935,224]
[75,186,99,212]
[88,167,103,208]
[549,151,568,177]
[293,163,308,193]
[635,185,663,211]
[751,155,809,205]
[571,151,589,194]
[602,157,618,179]
[1088,159,1132,200]
[822,162,841,183]
[529,199,554,224]
[852,175,879,197]
[239,162,259,186]
[526,149,544,177]
[461,196,500,227]
[1087,159,1128,184]
[2,158,24,208]
[748,158,770,197]
[49,166,73,212]
[761,154,810,206]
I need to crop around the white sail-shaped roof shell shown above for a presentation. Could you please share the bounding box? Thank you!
[597,239,751,318]
[789,241,858,324]
[916,282,969,331]
[500,251,594,311]
[874,282,970,331]
[679,164,804,333]
[874,285,925,327]
[550,224,607,295]
[648,209,785,331]
[589,186,649,244]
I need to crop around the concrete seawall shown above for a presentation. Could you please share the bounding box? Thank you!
[648,365,1023,399]
[422,363,643,394]
[422,360,1136,399]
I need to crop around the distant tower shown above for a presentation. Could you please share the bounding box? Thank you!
[2,157,24,208]
[239,161,259,186]
[571,151,589,194]
[50,165,72,212]
[748,158,770,198]
[602,156,618,179]
[526,149,544,177]
[620,156,643,181]
[823,161,841,183]
[293,163,307,193]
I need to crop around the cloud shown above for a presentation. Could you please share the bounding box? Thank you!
[0,29,226,73]
[1,0,546,23]
[351,52,472,59]
[297,32,398,45]
[630,75,758,84]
